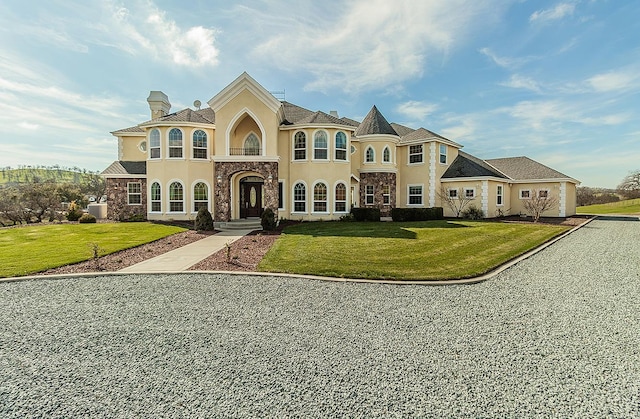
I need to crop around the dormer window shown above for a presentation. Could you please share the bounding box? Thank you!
[149,129,160,159]
[168,128,183,158]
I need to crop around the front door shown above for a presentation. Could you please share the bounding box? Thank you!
[240,182,262,218]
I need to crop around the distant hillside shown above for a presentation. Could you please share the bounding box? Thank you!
[577,198,640,215]
[0,166,101,186]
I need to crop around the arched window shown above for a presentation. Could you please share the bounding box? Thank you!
[383,146,391,163]
[335,183,347,212]
[150,182,161,212]
[150,129,160,159]
[314,131,328,160]
[193,130,207,159]
[294,132,306,160]
[293,182,306,212]
[169,181,184,212]
[244,133,260,156]
[313,182,327,212]
[365,146,375,163]
[193,182,208,212]
[335,132,347,161]
[168,128,183,158]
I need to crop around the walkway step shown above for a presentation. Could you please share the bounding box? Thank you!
[216,220,262,231]
[119,230,253,273]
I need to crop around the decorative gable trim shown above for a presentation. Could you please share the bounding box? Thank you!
[207,72,282,114]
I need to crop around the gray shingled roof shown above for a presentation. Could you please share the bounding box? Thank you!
[295,110,345,125]
[355,106,398,136]
[101,161,147,176]
[281,101,315,125]
[442,151,507,179]
[390,123,415,137]
[399,127,457,146]
[151,108,214,124]
[339,116,361,127]
[111,125,145,134]
[486,156,573,180]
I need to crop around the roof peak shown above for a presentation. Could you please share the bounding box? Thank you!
[355,105,398,136]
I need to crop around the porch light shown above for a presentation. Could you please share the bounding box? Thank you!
[217,174,222,183]
[267,174,273,183]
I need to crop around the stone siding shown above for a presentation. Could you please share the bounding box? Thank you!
[359,172,396,216]
[106,178,147,221]
[214,162,278,222]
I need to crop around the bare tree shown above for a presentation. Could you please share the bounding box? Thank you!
[438,186,475,218]
[522,189,559,222]
[617,170,640,199]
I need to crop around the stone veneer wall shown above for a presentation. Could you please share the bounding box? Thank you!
[214,161,278,222]
[359,172,396,216]
[106,178,147,221]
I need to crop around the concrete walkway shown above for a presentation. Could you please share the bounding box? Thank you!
[118,230,253,273]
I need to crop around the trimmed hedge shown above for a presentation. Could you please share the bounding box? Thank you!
[391,207,444,222]
[350,207,381,222]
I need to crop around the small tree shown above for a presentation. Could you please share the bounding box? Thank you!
[194,207,214,231]
[260,207,277,231]
[522,189,559,222]
[438,186,475,218]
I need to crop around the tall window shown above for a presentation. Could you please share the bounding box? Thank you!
[193,182,208,211]
[294,132,306,160]
[439,144,447,164]
[169,182,184,212]
[278,181,284,210]
[244,133,260,156]
[150,129,160,159]
[409,185,423,205]
[335,132,347,161]
[335,183,347,212]
[383,185,390,205]
[383,146,391,163]
[314,131,328,160]
[168,128,183,158]
[293,183,306,212]
[365,185,374,205]
[193,130,207,159]
[151,182,161,212]
[365,146,375,163]
[313,182,327,212]
[127,182,141,205]
[497,185,503,206]
[409,144,423,164]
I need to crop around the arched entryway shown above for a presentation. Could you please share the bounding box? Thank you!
[239,176,264,218]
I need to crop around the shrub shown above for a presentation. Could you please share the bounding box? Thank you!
[460,205,484,220]
[391,207,444,221]
[261,207,277,231]
[194,207,214,231]
[78,213,97,223]
[351,207,380,222]
[66,201,83,221]
[127,214,146,222]
[339,213,355,222]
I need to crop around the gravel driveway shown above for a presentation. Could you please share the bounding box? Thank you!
[1,217,639,417]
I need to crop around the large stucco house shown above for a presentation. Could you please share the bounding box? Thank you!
[102,72,578,223]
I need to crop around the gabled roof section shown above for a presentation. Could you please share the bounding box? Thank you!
[111,125,145,135]
[207,72,282,114]
[442,151,507,179]
[101,161,147,176]
[486,156,576,181]
[399,127,461,147]
[140,108,215,126]
[340,116,361,127]
[390,123,415,137]
[355,106,398,136]
[296,110,345,125]
[280,101,315,125]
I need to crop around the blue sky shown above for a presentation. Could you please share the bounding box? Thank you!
[0,0,638,188]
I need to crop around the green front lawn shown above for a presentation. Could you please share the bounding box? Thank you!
[0,223,187,278]
[259,220,569,280]
[577,198,640,215]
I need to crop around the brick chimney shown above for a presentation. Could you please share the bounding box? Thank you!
[147,91,171,119]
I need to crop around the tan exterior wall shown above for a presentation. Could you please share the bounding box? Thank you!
[119,136,147,161]
[509,182,564,217]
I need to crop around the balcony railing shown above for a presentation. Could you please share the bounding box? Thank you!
[229,147,262,156]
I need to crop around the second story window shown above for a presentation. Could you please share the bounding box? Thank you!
[383,146,391,163]
[365,146,375,163]
[168,128,183,158]
[150,129,160,159]
[314,131,328,160]
[335,132,347,161]
[193,130,207,159]
[294,132,306,160]
[440,144,447,164]
[409,144,423,164]
[244,133,260,156]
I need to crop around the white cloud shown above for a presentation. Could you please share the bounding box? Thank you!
[500,74,542,93]
[396,101,438,121]
[253,0,511,93]
[479,48,538,69]
[587,70,639,92]
[530,2,576,23]
[17,122,39,131]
